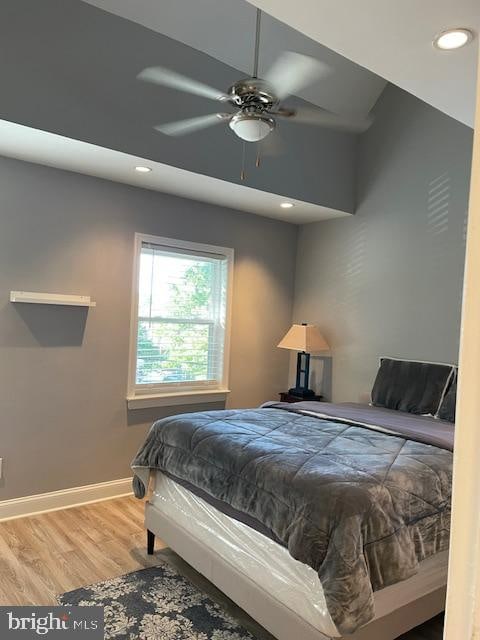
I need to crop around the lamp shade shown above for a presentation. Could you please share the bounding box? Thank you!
[277,323,329,353]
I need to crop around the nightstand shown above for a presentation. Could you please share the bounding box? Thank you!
[279,392,323,403]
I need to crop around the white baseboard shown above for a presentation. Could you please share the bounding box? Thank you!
[0,477,133,522]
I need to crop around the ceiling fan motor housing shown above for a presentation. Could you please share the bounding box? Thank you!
[227,78,278,142]
[228,77,278,110]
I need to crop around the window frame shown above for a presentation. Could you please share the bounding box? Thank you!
[127,233,233,409]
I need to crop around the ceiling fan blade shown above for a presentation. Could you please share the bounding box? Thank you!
[263,52,331,100]
[154,113,230,136]
[281,107,373,133]
[138,66,229,102]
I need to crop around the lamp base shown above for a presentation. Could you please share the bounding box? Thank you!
[288,387,316,399]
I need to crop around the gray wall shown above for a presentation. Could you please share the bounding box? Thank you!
[293,84,473,402]
[0,83,473,501]
[0,0,357,213]
[0,156,297,501]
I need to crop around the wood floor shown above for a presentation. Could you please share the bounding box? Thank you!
[0,496,443,639]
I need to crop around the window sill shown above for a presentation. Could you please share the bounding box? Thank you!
[126,389,231,410]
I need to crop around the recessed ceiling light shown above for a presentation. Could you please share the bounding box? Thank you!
[280,202,294,209]
[135,166,152,173]
[433,28,473,51]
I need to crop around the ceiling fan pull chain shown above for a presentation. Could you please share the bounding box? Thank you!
[241,140,247,181]
[253,8,262,78]
[256,145,261,168]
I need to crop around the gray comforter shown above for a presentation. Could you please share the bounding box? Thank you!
[132,402,453,634]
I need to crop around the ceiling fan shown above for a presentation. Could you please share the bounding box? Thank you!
[137,9,372,144]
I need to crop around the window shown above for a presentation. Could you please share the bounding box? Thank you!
[127,234,233,408]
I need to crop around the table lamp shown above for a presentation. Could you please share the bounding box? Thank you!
[278,322,329,398]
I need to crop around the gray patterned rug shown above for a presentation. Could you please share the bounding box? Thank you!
[58,560,256,640]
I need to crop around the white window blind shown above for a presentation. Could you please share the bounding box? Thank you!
[135,240,229,392]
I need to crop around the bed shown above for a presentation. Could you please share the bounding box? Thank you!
[132,358,456,640]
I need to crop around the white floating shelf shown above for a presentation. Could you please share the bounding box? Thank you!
[10,291,96,307]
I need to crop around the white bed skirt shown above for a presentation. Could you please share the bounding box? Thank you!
[146,472,447,640]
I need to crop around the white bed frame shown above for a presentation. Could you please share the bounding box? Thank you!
[145,500,446,640]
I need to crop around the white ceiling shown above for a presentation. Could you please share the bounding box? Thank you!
[246,0,480,127]
[82,0,386,119]
[0,120,348,225]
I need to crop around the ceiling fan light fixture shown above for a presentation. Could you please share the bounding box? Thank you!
[433,28,473,50]
[229,114,275,142]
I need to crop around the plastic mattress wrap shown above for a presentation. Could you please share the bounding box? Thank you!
[151,472,449,638]
[152,472,339,636]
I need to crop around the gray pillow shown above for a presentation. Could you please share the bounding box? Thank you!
[436,369,457,423]
[371,358,453,415]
